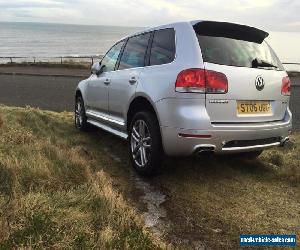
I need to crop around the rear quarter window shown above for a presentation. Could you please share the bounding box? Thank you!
[150,28,176,66]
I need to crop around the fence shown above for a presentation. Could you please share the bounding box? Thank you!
[0,56,103,65]
[0,57,299,72]
[282,63,300,73]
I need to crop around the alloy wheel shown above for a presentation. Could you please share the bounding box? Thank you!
[130,119,152,167]
[75,99,83,127]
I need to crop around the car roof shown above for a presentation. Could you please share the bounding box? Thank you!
[117,20,268,43]
[118,21,189,41]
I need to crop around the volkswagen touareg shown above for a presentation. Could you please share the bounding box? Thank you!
[75,21,292,175]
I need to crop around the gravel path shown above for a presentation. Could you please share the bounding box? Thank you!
[0,74,299,130]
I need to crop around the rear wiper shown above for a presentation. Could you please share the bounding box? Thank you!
[252,58,278,69]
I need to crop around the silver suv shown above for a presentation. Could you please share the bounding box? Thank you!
[75,21,292,175]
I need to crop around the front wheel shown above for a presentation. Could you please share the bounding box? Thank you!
[75,96,89,131]
[128,111,163,176]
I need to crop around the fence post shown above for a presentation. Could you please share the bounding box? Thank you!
[10,57,13,63]
[60,57,63,64]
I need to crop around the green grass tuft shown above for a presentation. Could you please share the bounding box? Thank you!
[0,106,159,249]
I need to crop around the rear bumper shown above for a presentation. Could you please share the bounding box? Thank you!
[160,109,292,156]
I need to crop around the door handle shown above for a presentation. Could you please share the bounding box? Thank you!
[129,77,137,84]
[104,78,111,85]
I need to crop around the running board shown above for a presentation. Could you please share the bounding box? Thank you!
[86,110,125,126]
[87,119,128,140]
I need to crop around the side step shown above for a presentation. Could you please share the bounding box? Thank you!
[87,119,128,140]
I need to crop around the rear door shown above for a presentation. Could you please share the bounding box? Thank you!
[194,21,289,123]
[108,32,151,129]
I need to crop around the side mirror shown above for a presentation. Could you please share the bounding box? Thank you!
[91,62,103,76]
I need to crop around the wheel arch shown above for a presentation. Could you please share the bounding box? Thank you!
[126,95,161,132]
[75,88,82,100]
[75,79,89,103]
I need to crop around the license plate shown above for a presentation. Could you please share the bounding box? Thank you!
[237,101,272,115]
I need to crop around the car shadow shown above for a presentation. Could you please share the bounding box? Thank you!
[86,128,276,184]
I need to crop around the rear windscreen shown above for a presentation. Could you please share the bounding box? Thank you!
[194,23,284,70]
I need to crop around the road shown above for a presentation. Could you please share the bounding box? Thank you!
[0,74,82,112]
[0,74,299,130]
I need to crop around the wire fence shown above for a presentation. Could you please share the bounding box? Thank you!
[0,56,299,72]
[282,62,300,73]
[0,56,103,65]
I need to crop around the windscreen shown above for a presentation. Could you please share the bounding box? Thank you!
[194,22,284,70]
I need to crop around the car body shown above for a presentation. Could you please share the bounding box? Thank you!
[75,20,292,175]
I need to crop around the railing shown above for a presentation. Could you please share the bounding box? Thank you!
[282,63,300,74]
[0,57,299,71]
[282,62,300,65]
[0,56,103,65]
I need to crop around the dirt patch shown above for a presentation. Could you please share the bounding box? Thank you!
[132,175,167,228]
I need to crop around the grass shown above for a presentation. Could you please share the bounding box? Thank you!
[0,105,299,249]
[0,106,160,249]
[153,137,300,249]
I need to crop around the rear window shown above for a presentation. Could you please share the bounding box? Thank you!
[194,22,284,70]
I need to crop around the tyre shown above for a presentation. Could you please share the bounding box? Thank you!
[75,96,89,131]
[128,111,163,176]
[235,150,263,159]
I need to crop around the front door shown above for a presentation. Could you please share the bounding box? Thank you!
[85,40,125,117]
[85,73,109,114]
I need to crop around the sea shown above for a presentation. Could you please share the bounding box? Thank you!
[0,22,141,58]
[0,22,299,71]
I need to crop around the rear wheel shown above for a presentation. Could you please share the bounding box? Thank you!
[128,111,162,176]
[75,96,89,131]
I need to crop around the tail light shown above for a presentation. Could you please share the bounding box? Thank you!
[175,68,228,94]
[175,69,206,93]
[205,70,228,94]
[281,76,291,96]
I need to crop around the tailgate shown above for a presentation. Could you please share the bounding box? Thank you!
[205,63,289,123]
[193,21,289,123]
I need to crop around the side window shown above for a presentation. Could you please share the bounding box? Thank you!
[118,33,151,70]
[150,28,176,66]
[101,41,124,72]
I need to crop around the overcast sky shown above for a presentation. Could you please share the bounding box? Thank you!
[0,0,299,31]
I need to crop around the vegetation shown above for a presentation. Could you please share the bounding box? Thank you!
[0,105,299,249]
[0,106,159,249]
[156,138,300,249]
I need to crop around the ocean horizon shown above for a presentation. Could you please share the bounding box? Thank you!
[0,21,299,71]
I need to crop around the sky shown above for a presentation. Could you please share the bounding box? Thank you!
[0,0,299,32]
